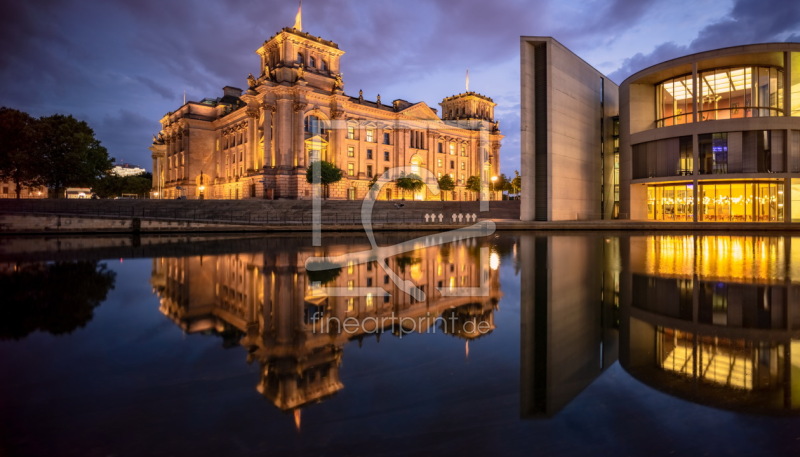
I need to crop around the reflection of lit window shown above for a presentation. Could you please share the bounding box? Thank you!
[347,280,354,290]
[347,261,354,274]
[449,277,455,290]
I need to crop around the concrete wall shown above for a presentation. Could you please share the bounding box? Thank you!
[520,37,619,221]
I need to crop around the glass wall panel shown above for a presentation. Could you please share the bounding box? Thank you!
[646,183,694,221]
[661,66,784,127]
[792,179,800,222]
[792,53,800,116]
[657,75,694,127]
[699,133,728,174]
[699,181,783,222]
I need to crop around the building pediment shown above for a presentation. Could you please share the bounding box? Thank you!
[398,102,442,122]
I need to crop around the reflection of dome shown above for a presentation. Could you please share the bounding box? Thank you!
[439,302,496,340]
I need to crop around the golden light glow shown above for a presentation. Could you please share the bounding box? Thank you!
[641,235,785,282]
[489,252,500,271]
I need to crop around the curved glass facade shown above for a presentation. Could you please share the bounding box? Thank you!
[646,180,784,221]
[657,66,784,127]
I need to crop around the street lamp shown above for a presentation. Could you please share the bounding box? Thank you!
[199,171,205,200]
[491,176,498,201]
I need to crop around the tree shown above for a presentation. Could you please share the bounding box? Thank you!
[511,170,521,198]
[0,107,42,198]
[37,114,113,198]
[395,173,424,200]
[93,173,153,199]
[466,175,482,196]
[437,174,455,201]
[305,160,343,199]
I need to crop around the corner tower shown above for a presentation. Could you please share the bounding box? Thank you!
[254,27,345,93]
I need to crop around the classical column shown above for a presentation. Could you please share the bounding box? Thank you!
[294,102,307,168]
[330,107,344,166]
[275,98,293,169]
[247,110,258,172]
[263,102,275,167]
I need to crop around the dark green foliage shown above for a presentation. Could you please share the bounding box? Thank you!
[0,261,116,340]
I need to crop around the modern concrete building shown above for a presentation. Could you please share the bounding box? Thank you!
[520,37,619,221]
[621,43,800,222]
[151,18,502,201]
[521,39,800,222]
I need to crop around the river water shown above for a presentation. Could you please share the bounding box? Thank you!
[1,232,799,456]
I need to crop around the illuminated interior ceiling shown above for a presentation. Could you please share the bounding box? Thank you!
[663,68,752,101]
[661,342,753,390]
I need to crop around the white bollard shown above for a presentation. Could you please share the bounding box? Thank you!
[451,213,457,222]
[457,213,464,223]
[424,213,430,223]
[438,213,444,223]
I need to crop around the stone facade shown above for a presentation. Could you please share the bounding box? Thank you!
[152,27,502,201]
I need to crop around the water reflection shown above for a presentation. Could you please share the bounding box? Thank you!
[621,235,800,414]
[519,235,620,417]
[0,260,116,340]
[150,236,504,415]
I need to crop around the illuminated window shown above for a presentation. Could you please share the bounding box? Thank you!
[347,125,356,140]
[347,298,354,312]
[348,146,355,157]
[304,115,325,135]
[461,162,466,170]
[347,163,354,176]
[461,145,466,156]
[347,280,354,290]
[366,128,375,143]
[437,158,443,168]
[449,143,455,155]
[366,293,374,308]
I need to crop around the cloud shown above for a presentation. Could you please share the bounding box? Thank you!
[607,0,800,82]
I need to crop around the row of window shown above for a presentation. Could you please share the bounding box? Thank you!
[632,130,799,179]
[656,66,786,127]
[645,181,784,222]
[297,52,329,72]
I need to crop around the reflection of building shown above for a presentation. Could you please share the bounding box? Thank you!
[151,237,501,415]
[620,235,800,413]
[520,40,800,222]
[519,235,619,416]
[151,16,502,201]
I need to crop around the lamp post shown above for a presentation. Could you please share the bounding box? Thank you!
[199,171,205,200]
[491,175,498,201]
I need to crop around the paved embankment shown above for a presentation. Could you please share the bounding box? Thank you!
[3,199,799,233]
[0,199,519,234]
